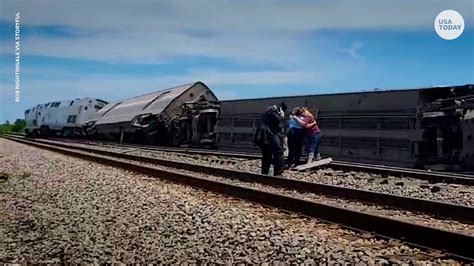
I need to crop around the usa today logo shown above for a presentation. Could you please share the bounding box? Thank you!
[435,10,464,40]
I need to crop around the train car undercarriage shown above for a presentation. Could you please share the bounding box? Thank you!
[417,88,474,170]
[85,101,220,148]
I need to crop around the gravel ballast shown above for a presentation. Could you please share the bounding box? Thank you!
[61,141,474,236]
[131,150,473,206]
[0,138,463,264]
[59,140,473,207]
[76,144,474,235]
[10,138,473,234]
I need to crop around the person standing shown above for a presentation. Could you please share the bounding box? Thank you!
[294,108,322,164]
[287,107,305,168]
[253,104,286,176]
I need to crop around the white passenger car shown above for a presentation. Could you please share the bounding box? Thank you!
[24,98,108,137]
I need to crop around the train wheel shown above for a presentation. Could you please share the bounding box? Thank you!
[40,126,50,138]
[61,128,72,137]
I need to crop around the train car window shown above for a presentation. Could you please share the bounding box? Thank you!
[25,110,30,114]
[45,103,50,107]
[142,91,171,110]
[70,101,74,106]
[190,93,194,97]
[101,102,122,117]
[94,104,103,110]
[97,99,108,104]
[85,106,88,110]
[67,115,77,123]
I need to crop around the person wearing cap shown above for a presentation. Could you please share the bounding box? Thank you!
[253,103,287,176]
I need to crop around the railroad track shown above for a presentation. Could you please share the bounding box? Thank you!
[52,138,474,207]
[5,135,473,221]
[15,135,473,186]
[2,135,473,260]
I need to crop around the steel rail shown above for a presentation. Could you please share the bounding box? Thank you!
[38,135,474,184]
[326,161,474,186]
[7,134,473,185]
[4,135,474,224]
[331,160,474,178]
[3,135,473,261]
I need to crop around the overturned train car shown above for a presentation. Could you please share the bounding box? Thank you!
[217,85,474,171]
[84,81,220,147]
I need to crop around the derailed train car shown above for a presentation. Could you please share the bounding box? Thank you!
[217,84,474,170]
[84,81,220,147]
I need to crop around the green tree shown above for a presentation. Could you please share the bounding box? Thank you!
[12,119,26,132]
[0,123,13,133]
[0,119,25,134]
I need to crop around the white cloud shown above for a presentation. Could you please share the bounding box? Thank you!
[0,0,472,64]
[1,66,319,100]
[1,0,472,32]
[2,31,305,66]
[190,68,318,86]
[336,42,364,60]
[1,0,473,121]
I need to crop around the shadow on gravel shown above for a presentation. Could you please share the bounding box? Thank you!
[0,171,31,182]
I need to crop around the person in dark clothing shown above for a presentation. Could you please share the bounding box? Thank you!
[286,107,305,168]
[254,104,286,176]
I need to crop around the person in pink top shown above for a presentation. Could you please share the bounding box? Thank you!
[292,107,322,164]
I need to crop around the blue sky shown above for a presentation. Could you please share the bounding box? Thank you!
[0,0,473,122]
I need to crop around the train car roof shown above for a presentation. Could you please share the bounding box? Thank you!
[92,81,214,125]
[219,84,473,103]
[25,97,105,110]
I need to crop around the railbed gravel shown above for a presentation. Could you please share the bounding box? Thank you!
[12,138,474,234]
[53,139,473,207]
[0,138,462,264]
[135,151,474,207]
[65,143,474,236]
